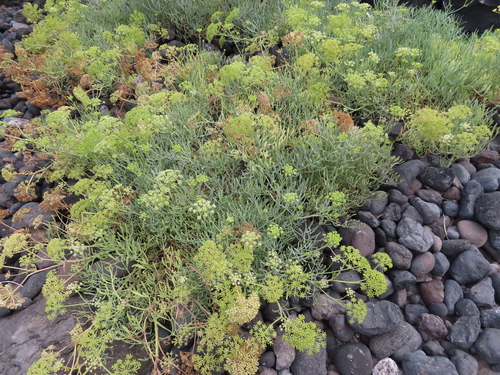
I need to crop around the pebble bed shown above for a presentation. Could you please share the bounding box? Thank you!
[2,2,500,375]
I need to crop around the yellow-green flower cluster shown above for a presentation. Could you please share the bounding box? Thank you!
[138,170,183,210]
[241,230,261,249]
[189,196,216,220]
[336,245,391,298]
[282,315,326,354]
[282,164,297,177]
[344,70,388,91]
[345,297,368,324]
[400,105,494,164]
[261,274,284,303]
[267,224,284,239]
[226,292,260,325]
[324,231,342,247]
[283,192,299,204]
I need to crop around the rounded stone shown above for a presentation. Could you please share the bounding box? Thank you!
[417,313,449,341]
[409,197,441,225]
[388,189,408,205]
[338,222,375,257]
[380,219,397,238]
[372,358,400,375]
[456,220,488,248]
[455,298,480,317]
[431,252,450,277]
[416,189,443,204]
[369,321,422,360]
[490,229,500,251]
[290,339,327,375]
[273,335,296,371]
[448,348,478,375]
[259,367,278,375]
[471,149,500,164]
[465,277,496,308]
[349,300,401,337]
[397,217,435,253]
[410,252,436,281]
[457,161,476,175]
[475,191,500,230]
[471,167,500,192]
[395,160,426,193]
[420,278,445,305]
[311,294,346,320]
[402,350,459,375]
[418,167,455,192]
[389,270,417,291]
[451,163,471,184]
[367,191,389,216]
[440,239,471,259]
[259,351,276,368]
[329,314,355,343]
[428,302,449,317]
[18,270,49,300]
[447,315,481,349]
[357,211,380,228]
[458,180,483,219]
[11,202,55,229]
[385,242,413,270]
[449,250,491,285]
[381,203,402,222]
[473,328,500,366]
[491,273,500,303]
[446,227,461,239]
[444,279,464,315]
[431,236,442,252]
[480,306,500,329]
[422,341,446,357]
[401,205,424,224]
[404,304,429,325]
[331,270,362,294]
[442,186,461,201]
[333,343,372,375]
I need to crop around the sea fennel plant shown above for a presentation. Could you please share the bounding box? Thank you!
[0,0,498,374]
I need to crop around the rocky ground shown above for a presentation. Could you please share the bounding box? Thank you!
[2,1,500,375]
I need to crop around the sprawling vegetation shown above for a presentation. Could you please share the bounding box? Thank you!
[0,0,499,373]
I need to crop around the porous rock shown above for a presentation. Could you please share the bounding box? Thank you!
[349,300,401,337]
[402,350,458,375]
[473,328,500,367]
[480,306,500,329]
[385,242,413,270]
[273,335,296,371]
[449,249,491,285]
[372,358,401,375]
[369,321,422,360]
[333,343,372,375]
[447,315,481,349]
[447,348,478,375]
[418,167,455,192]
[290,339,327,375]
[338,222,375,257]
[458,180,483,219]
[396,217,434,253]
[465,277,496,308]
[417,313,449,341]
[475,191,500,230]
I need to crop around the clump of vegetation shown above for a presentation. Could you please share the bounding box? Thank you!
[399,103,494,165]
[0,0,499,374]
